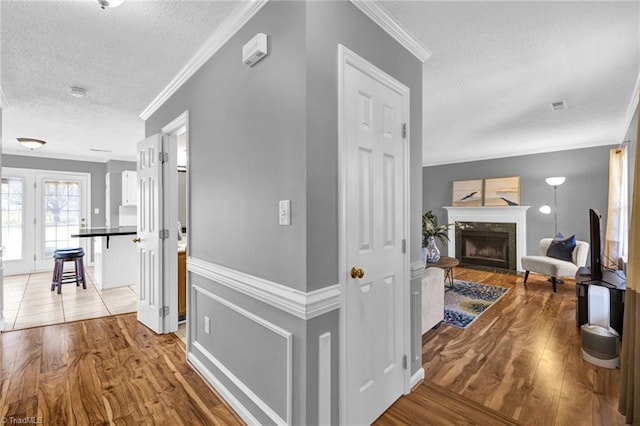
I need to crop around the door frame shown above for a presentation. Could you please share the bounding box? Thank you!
[337,44,412,424]
[160,110,189,335]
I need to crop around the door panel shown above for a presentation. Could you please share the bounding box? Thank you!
[345,57,407,425]
[34,173,88,271]
[1,171,32,275]
[137,134,164,333]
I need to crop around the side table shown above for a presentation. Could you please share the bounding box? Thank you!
[425,256,460,288]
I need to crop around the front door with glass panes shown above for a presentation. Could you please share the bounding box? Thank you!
[1,168,90,275]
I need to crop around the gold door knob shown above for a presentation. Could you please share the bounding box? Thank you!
[350,267,365,279]
[132,237,141,243]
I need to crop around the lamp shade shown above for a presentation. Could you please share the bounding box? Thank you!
[545,176,566,187]
[539,205,552,214]
[17,138,46,150]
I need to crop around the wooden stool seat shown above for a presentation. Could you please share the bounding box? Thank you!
[51,248,86,294]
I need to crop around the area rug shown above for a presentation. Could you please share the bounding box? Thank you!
[443,280,509,329]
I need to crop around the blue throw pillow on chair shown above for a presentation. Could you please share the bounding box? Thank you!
[546,234,576,262]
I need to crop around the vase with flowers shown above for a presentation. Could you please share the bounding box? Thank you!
[422,210,452,263]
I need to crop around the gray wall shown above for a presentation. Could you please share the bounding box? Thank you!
[423,145,613,260]
[146,2,310,424]
[106,160,136,227]
[2,154,106,228]
[145,1,423,424]
[146,1,308,290]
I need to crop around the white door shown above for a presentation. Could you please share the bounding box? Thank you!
[2,170,33,274]
[2,169,89,274]
[342,47,409,425]
[137,134,164,333]
[34,172,89,271]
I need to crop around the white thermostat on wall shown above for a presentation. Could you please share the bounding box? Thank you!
[242,33,269,67]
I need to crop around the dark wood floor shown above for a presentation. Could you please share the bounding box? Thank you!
[377,267,626,426]
[0,269,625,425]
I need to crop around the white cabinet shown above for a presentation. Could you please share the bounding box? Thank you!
[122,170,137,206]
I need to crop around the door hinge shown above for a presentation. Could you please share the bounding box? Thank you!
[160,306,169,317]
[159,229,169,239]
[401,239,407,254]
[402,354,408,370]
[401,122,407,139]
[159,152,169,163]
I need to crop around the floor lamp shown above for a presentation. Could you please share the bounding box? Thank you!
[539,176,566,283]
[545,176,566,236]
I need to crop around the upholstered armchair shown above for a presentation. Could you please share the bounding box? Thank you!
[521,238,589,292]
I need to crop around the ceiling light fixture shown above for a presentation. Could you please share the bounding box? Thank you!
[17,138,47,150]
[70,87,88,98]
[96,0,124,9]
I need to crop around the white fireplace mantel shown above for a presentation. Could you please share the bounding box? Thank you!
[443,206,530,271]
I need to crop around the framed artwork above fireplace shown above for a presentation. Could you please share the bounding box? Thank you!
[452,179,483,206]
[484,176,520,206]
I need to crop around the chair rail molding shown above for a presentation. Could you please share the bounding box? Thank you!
[444,206,530,271]
[411,260,425,281]
[188,257,341,320]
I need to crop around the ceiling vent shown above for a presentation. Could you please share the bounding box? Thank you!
[550,100,568,111]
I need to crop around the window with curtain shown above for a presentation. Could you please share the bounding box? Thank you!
[605,146,629,268]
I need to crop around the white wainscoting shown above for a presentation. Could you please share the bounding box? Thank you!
[444,206,530,271]
[188,257,340,319]
[318,332,332,426]
[410,260,425,281]
[191,284,292,426]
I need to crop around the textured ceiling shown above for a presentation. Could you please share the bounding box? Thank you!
[1,1,639,165]
[1,0,240,162]
[381,1,640,165]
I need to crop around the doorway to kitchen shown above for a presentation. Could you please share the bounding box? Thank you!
[164,112,189,344]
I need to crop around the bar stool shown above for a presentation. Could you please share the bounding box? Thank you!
[51,248,86,294]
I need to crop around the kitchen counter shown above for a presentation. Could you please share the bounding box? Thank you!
[72,226,137,237]
[72,227,137,249]
[72,227,139,290]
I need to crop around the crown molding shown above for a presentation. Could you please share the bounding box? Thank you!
[140,0,269,121]
[349,0,431,63]
[0,86,9,109]
[620,70,640,143]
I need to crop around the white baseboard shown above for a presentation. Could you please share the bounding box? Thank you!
[409,367,425,391]
[188,352,262,426]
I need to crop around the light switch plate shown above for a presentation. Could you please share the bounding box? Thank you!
[279,200,291,226]
[94,208,99,214]
[204,316,210,334]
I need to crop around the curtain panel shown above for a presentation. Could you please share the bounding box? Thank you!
[619,106,639,423]
[605,147,628,268]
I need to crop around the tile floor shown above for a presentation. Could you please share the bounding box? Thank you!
[2,267,137,331]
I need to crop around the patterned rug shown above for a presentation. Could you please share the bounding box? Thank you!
[443,280,509,329]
